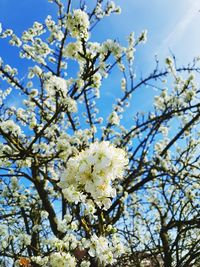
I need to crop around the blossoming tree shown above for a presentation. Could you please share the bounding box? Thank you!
[0,1,200,267]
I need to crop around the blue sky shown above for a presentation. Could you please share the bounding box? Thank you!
[0,0,200,122]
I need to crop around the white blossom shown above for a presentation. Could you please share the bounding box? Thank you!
[108,111,120,125]
[59,141,128,209]
[67,9,90,40]
[49,252,76,267]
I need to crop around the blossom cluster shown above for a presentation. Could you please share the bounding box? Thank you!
[88,234,125,265]
[0,119,22,136]
[49,252,76,267]
[45,75,77,112]
[94,1,121,19]
[59,141,128,210]
[66,9,90,40]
